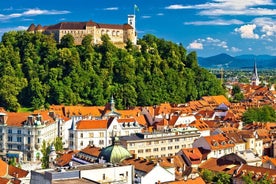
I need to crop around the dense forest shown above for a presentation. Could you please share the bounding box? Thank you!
[0,31,225,111]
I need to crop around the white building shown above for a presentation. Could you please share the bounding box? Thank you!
[30,163,134,184]
[68,116,143,150]
[140,163,175,184]
[0,112,57,162]
[119,127,201,158]
[192,134,235,159]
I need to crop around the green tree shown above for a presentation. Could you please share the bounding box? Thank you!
[41,140,50,169]
[200,169,214,183]
[8,157,17,167]
[54,137,63,152]
[60,34,75,48]
[214,172,231,184]
[242,106,276,124]
[242,173,254,184]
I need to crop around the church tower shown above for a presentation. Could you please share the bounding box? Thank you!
[251,61,260,86]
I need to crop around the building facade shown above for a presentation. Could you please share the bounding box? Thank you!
[119,127,201,158]
[0,112,57,162]
[27,15,137,46]
[68,116,143,150]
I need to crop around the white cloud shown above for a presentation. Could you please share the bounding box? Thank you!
[141,16,151,19]
[200,8,276,16]
[184,19,243,26]
[157,13,164,16]
[231,47,242,52]
[103,7,118,11]
[234,24,259,39]
[187,41,203,49]
[252,17,276,38]
[188,37,233,51]
[165,4,188,10]
[0,26,28,33]
[166,0,276,16]
[0,8,70,21]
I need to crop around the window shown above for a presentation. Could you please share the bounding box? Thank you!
[17,137,22,142]
[17,145,21,150]
[89,141,93,145]
[153,148,158,152]
[8,129,12,134]
[80,141,83,146]
[28,137,31,144]
[17,130,21,134]
[80,133,83,138]
[138,149,143,153]
[161,147,166,151]
[70,141,74,147]
[145,149,151,153]
[113,125,117,130]
[168,146,173,150]
[70,133,74,138]
[154,141,159,144]
[175,138,179,142]
[175,145,179,149]
[99,132,104,138]
[8,136,12,142]
[99,140,104,145]
[38,131,41,135]
[8,144,12,149]
[38,138,41,143]
[89,133,94,138]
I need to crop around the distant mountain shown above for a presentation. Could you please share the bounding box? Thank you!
[198,53,276,69]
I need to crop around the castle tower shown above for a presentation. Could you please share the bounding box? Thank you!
[128,15,135,29]
[251,61,260,86]
[128,15,137,45]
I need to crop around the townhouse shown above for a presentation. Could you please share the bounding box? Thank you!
[192,134,235,159]
[0,111,57,162]
[68,116,143,150]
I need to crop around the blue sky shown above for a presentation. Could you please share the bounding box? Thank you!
[1,0,276,57]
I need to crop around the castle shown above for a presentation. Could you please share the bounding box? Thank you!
[27,15,137,46]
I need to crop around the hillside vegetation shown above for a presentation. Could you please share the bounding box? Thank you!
[0,31,225,111]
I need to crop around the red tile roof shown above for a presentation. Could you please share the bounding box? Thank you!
[204,134,235,150]
[122,157,155,173]
[76,119,108,130]
[182,148,202,165]
[199,157,239,175]
[8,165,29,178]
[5,112,29,127]
[79,145,101,158]
[0,159,8,177]
[56,151,76,167]
[161,177,205,184]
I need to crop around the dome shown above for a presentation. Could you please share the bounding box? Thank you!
[98,137,132,164]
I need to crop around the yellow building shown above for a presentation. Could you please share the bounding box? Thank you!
[27,15,137,46]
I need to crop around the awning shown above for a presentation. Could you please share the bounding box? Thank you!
[6,153,19,158]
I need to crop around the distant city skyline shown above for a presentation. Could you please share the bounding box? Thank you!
[1,0,276,57]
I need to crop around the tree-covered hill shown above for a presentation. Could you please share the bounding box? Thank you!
[0,31,225,111]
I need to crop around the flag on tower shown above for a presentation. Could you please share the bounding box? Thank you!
[134,4,139,12]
